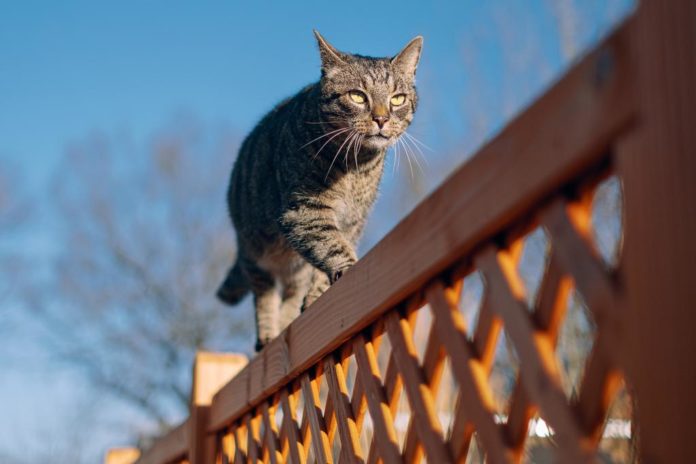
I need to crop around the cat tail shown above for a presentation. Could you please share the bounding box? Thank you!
[216,261,250,305]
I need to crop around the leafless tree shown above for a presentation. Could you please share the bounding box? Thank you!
[23,118,253,433]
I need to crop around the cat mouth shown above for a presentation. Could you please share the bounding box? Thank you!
[366,133,391,140]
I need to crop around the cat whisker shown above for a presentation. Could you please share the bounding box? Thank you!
[396,138,415,181]
[304,118,349,125]
[354,133,364,171]
[344,132,358,167]
[402,131,430,170]
[401,135,426,174]
[312,128,353,160]
[325,130,356,180]
[300,127,351,150]
[392,138,401,175]
[403,131,432,152]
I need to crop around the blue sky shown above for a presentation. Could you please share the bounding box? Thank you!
[0,1,633,461]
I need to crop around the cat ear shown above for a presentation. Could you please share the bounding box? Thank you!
[391,36,423,77]
[314,30,346,74]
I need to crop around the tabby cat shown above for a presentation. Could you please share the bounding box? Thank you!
[217,31,423,351]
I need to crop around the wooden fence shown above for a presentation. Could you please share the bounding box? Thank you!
[106,0,696,462]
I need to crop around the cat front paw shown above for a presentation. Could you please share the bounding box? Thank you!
[330,269,343,284]
[329,262,354,284]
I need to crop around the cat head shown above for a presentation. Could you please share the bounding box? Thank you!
[314,30,423,152]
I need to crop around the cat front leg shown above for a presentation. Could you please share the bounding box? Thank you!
[245,262,281,351]
[303,268,330,310]
[279,198,357,284]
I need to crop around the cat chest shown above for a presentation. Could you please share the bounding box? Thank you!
[332,176,379,230]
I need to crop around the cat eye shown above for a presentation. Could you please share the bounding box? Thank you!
[390,94,407,106]
[348,91,367,104]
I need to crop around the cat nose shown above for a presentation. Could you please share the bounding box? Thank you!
[373,115,389,129]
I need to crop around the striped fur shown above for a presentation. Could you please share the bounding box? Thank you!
[218,31,423,350]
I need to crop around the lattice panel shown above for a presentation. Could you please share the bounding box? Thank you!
[216,174,633,463]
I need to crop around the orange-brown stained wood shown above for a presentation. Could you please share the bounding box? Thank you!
[261,401,282,464]
[300,373,332,463]
[279,389,306,464]
[385,312,453,463]
[477,247,591,461]
[353,335,402,463]
[426,282,512,463]
[324,356,364,462]
[402,321,446,463]
[541,200,619,339]
[614,0,696,461]
[573,335,622,445]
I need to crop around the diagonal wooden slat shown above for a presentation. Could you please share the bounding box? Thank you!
[324,355,364,462]
[365,354,402,464]
[426,281,512,463]
[300,408,311,461]
[447,393,476,462]
[301,373,332,463]
[261,402,281,464]
[477,246,590,461]
[472,297,503,369]
[353,334,403,463]
[385,312,453,463]
[402,322,445,463]
[221,430,235,464]
[280,389,306,464]
[504,381,533,457]
[232,426,247,464]
[574,334,622,445]
[505,250,572,453]
[365,306,419,463]
[245,413,261,464]
[541,199,619,336]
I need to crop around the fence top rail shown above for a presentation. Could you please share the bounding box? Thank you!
[208,18,637,432]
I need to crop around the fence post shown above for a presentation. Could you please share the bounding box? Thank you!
[189,351,248,464]
[616,0,696,461]
[104,448,140,464]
